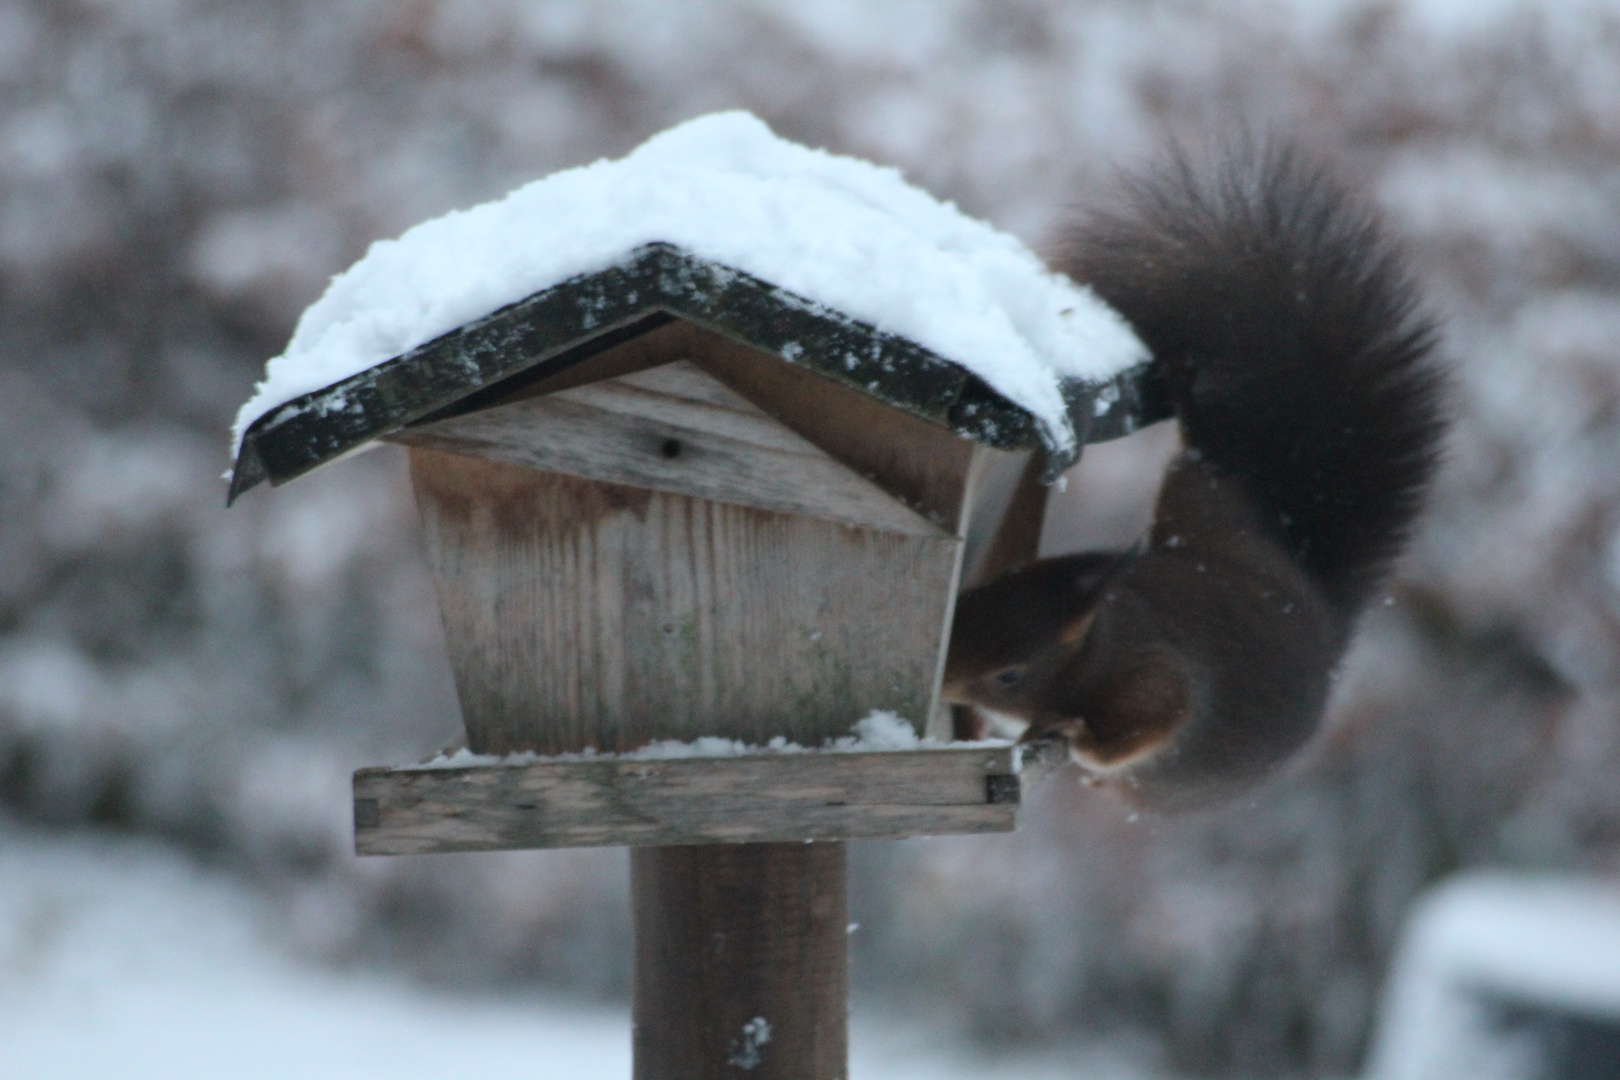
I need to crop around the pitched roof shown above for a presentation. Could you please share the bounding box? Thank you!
[228,242,1167,504]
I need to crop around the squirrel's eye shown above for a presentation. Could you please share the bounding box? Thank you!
[995,667,1025,686]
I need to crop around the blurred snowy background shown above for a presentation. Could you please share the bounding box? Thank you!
[5,0,1620,1076]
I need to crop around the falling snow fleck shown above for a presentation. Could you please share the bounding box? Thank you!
[728,1016,772,1070]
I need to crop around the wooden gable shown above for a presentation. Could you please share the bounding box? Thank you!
[396,360,944,537]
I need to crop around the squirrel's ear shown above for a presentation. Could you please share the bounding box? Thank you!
[1070,545,1142,597]
[1059,610,1096,646]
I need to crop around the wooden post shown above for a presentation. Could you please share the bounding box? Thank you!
[633,842,848,1080]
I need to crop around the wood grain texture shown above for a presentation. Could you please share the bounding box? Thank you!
[351,744,1056,855]
[454,319,984,539]
[398,326,984,750]
[633,842,847,1080]
[691,330,988,743]
[689,325,981,535]
[396,360,945,538]
[409,448,962,755]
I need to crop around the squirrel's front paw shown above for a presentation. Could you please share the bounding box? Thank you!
[1021,718,1083,744]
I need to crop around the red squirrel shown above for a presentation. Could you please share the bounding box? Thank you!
[943,143,1446,811]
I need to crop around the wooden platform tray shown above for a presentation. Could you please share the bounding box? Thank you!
[353,740,1069,855]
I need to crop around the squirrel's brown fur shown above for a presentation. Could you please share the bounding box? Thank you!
[943,142,1446,811]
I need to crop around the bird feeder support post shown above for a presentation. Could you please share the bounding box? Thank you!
[633,842,848,1079]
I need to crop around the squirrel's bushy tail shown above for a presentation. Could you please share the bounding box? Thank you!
[1066,142,1446,612]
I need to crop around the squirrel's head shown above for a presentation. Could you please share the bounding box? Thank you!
[944,549,1191,776]
[943,552,1124,712]
[945,546,1318,812]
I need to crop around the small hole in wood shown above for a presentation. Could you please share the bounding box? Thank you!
[660,438,682,459]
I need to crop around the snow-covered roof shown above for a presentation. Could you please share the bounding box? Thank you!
[227,111,1154,499]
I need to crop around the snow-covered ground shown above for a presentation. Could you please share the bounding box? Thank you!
[0,829,1161,1080]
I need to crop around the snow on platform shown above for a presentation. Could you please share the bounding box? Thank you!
[231,111,1145,458]
[408,709,1001,770]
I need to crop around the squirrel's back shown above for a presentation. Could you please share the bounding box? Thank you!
[1064,143,1446,612]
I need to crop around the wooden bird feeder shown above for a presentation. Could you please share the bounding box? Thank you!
[230,241,1165,1079]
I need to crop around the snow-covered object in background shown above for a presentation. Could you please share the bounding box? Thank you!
[1365,873,1620,1080]
[230,110,1146,457]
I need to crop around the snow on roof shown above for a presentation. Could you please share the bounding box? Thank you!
[230,111,1146,457]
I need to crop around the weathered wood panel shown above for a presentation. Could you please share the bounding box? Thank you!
[633,842,847,1080]
[691,328,981,535]
[409,449,963,755]
[693,329,990,744]
[684,328,988,740]
[352,742,1065,855]
[395,361,943,537]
